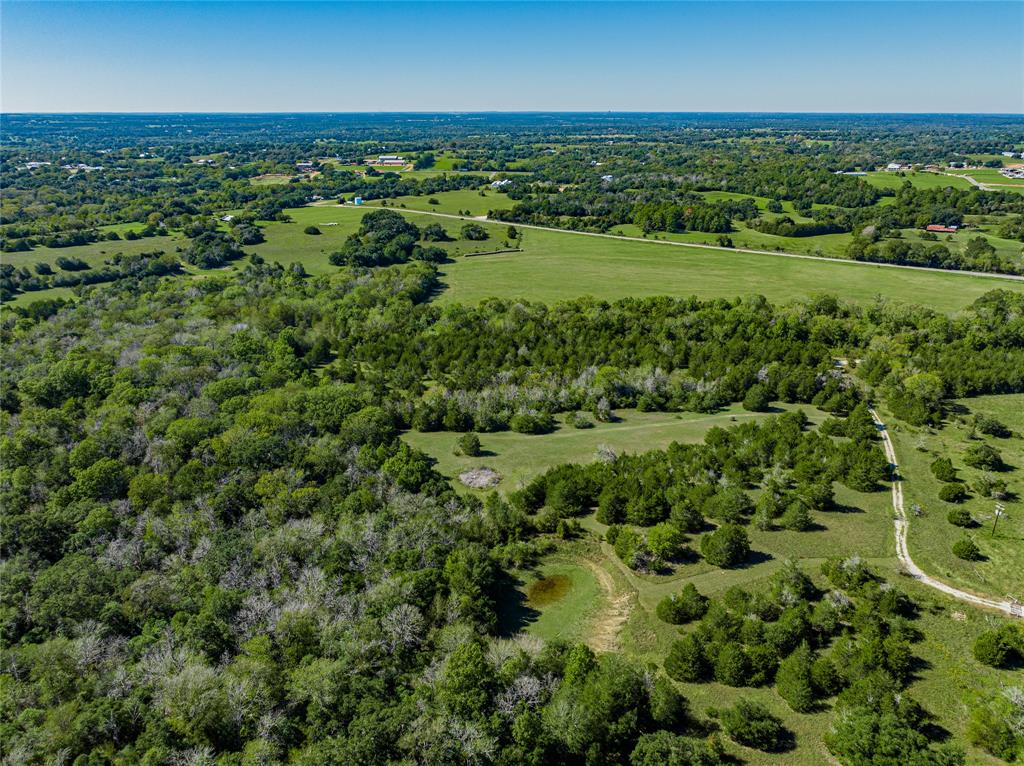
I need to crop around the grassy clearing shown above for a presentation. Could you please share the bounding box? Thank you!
[888,394,1024,601]
[250,174,296,185]
[609,221,850,258]
[499,556,605,645]
[7,202,1024,314]
[361,188,500,217]
[433,219,1024,312]
[967,153,1020,167]
[863,171,974,191]
[403,404,826,493]
[243,204,512,275]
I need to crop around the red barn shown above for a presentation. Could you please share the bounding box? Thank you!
[925,224,958,233]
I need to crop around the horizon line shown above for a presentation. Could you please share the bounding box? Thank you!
[4,110,1023,117]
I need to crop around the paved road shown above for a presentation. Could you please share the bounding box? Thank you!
[348,203,1024,283]
[869,407,1023,618]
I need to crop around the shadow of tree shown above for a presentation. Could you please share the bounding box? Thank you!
[494,571,541,638]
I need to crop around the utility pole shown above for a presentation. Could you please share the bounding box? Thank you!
[992,503,1006,537]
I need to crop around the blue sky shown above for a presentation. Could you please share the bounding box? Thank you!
[1,1,1021,113]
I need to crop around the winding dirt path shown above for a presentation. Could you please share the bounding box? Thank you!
[581,558,633,652]
[869,407,1022,618]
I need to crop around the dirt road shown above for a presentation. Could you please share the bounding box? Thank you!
[869,407,1022,618]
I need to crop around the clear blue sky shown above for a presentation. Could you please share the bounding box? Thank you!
[1,1,1021,113]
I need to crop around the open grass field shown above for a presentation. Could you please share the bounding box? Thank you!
[403,404,826,493]
[498,555,605,645]
[608,220,851,258]
[967,153,1021,167]
[888,394,1024,602]
[863,170,975,191]
[432,217,1024,312]
[9,202,1024,314]
[361,188,502,217]
[250,173,296,185]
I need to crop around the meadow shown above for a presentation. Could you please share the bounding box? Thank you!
[403,404,826,493]
[8,200,1024,313]
[432,218,1024,312]
[862,170,975,191]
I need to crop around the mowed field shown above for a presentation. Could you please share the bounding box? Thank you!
[436,403,1013,765]
[7,199,1024,313]
[862,170,975,191]
[889,394,1024,601]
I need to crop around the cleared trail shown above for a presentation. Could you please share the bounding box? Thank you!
[869,407,1022,618]
[582,557,633,653]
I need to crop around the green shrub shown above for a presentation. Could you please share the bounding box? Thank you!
[776,643,816,712]
[946,507,973,527]
[647,522,685,560]
[509,412,555,434]
[929,456,957,482]
[972,625,1022,668]
[665,634,708,682]
[975,414,1011,438]
[655,583,708,625]
[714,642,751,686]
[718,698,790,752]
[938,483,968,503]
[700,524,750,568]
[742,384,772,412]
[781,501,813,531]
[952,537,982,561]
[570,411,593,429]
[303,225,321,235]
[455,432,481,457]
[964,443,1004,471]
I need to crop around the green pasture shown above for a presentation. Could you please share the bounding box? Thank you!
[7,201,1024,315]
[360,188,498,217]
[863,171,974,191]
[499,556,605,645]
[250,174,296,185]
[966,153,1020,167]
[890,394,1024,601]
[432,217,1024,312]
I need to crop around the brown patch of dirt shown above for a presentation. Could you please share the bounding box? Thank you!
[582,558,633,653]
[526,575,571,607]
